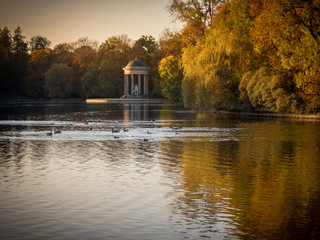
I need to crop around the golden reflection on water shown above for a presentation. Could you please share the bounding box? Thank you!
[158,112,320,239]
[1,104,320,239]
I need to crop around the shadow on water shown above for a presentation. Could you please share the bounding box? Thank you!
[0,103,320,239]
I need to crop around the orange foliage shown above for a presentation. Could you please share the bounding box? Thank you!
[28,48,54,77]
[249,0,284,68]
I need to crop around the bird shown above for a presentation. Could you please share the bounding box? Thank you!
[114,136,120,139]
[46,130,54,137]
[171,126,182,130]
[89,127,93,131]
[54,130,62,134]
[147,131,152,134]
[123,128,129,132]
[112,129,120,133]
[144,138,149,142]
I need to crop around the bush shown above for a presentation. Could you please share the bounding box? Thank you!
[239,67,298,112]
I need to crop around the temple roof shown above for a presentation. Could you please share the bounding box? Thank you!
[126,58,146,68]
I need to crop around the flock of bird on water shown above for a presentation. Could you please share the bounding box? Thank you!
[46,120,183,142]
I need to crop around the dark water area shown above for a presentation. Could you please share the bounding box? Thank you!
[0,103,320,239]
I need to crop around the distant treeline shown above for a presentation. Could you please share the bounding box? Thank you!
[0,28,167,99]
[1,0,319,113]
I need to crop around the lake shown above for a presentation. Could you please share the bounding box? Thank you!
[0,102,319,240]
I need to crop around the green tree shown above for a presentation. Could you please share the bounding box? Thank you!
[159,55,183,100]
[133,35,158,57]
[12,27,28,56]
[133,35,163,96]
[239,67,298,112]
[97,35,133,97]
[30,35,51,52]
[81,65,100,98]
[0,27,13,91]
[45,63,74,98]
[71,37,98,97]
[12,27,29,94]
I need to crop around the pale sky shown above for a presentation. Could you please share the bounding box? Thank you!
[0,0,183,47]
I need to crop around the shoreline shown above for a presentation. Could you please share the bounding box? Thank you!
[85,98,175,104]
[0,97,175,105]
[0,98,85,104]
[197,108,320,121]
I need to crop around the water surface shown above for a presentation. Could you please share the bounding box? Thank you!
[0,103,319,239]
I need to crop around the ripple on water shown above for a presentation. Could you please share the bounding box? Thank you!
[1,113,320,240]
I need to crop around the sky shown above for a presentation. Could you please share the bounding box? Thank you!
[0,0,183,47]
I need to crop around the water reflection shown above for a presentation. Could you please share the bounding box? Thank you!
[124,104,149,121]
[160,122,320,239]
[0,103,320,239]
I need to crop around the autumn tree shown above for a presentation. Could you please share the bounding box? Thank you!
[181,0,254,109]
[156,29,184,97]
[248,0,320,112]
[71,37,98,97]
[159,29,183,58]
[97,35,133,97]
[26,48,54,97]
[53,43,74,65]
[133,35,159,65]
[158,55,183,100]
[168,0,226,47]
[168,0,225,30]
[133,35,162,96]
[26,35,53,97]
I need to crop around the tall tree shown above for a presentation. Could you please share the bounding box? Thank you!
[71,37,99,97]
[30,35,51,52]
[12,27,28,56]
[12,27,29,91]
[0,27,13,91]
[53,43,73,65]
[168,0,225,28]
[133,35,159,66]
[159,29,183,58]
[158,55,183,100]
[133,35,162,96]
[81,65,100,98]
[26,48,54,97]
[97,35,133,97]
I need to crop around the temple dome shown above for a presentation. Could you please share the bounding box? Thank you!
[126,58,146,68]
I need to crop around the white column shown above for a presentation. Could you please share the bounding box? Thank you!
[144,74,148,95]
[138,74,141,95]
[131,74,134,95]
[124,75,129,96]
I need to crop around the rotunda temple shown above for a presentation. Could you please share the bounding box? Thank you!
[123,58,149,97]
